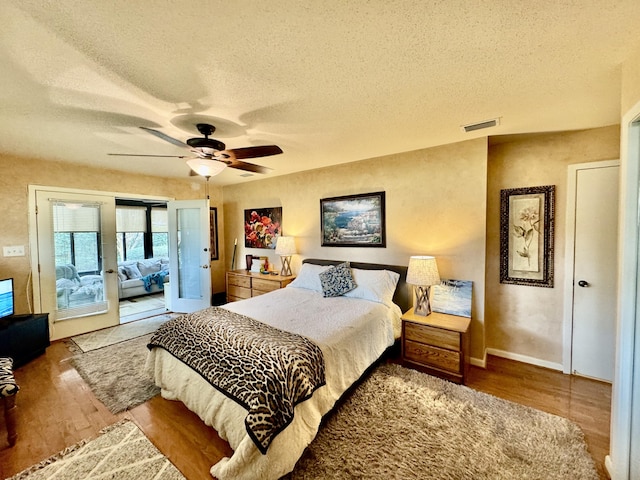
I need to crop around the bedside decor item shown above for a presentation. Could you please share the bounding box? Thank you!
[231,238,237,270]
[320,191,386,247]
[250,257,266,273]
[245,255,253,271]
[244,207,282,249]
[431,279,473,318]
[275,236,296,276]
[500,185,555,287]
[406,256,440,316]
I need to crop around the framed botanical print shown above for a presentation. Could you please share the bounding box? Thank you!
[500,185,555,287]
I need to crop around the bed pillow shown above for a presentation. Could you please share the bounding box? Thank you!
[319,262,357,297]
[287,263,331,292]
[343,268,400,308]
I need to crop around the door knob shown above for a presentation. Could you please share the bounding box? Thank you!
[578,280,590,287]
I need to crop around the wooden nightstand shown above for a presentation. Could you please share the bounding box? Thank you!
[401,308,471,384]
[225,270,296,303]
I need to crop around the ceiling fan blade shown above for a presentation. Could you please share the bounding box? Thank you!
[226,145,283,159]
[108,153,189,158]
[226,158,273,174]
[140,126,189,148]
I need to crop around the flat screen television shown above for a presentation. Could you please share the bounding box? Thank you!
[0,278,15,319]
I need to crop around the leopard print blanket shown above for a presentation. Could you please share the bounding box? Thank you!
[148,307,326,454]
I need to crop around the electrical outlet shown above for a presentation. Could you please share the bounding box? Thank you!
[3,245,25,257]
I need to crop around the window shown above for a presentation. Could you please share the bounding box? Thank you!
[52,202,102,275]
[116,201,168,261]
[151,208,168,258]
[116,206,146,262]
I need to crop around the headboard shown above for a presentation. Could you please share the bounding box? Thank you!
[302,258,410,313]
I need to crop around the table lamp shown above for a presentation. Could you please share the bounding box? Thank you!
[406,255,440,316]
[275,236,296,276]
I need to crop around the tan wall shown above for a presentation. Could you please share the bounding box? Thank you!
[223,138,489,360]
[485,125,620,364]
[0,153,226,316]
[621,42,640,115]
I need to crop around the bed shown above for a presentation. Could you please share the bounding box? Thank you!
[146,259,410,480]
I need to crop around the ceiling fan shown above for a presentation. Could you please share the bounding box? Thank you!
[109,123,283,176]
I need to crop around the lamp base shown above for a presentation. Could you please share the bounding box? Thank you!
[414,286,433,316]
[280,255,292,276]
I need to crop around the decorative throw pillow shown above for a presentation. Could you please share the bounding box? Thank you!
[122,264,142,279]
[319,262,357,297]
[137,259,161,276]
[117,267,128,282]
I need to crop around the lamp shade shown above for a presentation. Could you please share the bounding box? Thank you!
[186,158,227,177]
[275,236,297,255]
[406,256,440,286]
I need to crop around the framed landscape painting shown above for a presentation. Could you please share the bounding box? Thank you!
[499,185,555,287]
[320,191,386,247]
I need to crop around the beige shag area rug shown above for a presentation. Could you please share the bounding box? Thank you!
[8,420,185,480]
[286,363,599,480]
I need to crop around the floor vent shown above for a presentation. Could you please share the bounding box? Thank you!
[462,118,500,133]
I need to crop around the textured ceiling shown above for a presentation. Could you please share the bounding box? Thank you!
[1,1,639,185]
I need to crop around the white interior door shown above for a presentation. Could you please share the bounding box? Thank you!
[167,199,211,313]
[34,190,119,340]
[570,163,619,381]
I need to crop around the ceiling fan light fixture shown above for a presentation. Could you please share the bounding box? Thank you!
[186,158,227,177]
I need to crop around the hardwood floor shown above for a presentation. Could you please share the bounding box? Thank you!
[0,342,611,479]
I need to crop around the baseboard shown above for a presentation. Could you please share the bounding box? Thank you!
[604,455,614,479]
[485,348,563,372]
[470,352,486,368]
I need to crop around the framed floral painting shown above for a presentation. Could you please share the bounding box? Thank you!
[244,207,282,249]
[499,185,555,287]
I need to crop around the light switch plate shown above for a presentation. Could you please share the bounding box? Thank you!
[3,245,25,257]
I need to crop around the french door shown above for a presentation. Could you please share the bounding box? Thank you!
[167,199,212,313]
[33,189,119,340]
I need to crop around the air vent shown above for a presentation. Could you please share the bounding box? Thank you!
[462,118,500,133]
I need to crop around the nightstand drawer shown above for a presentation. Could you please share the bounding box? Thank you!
[404,339,461,373]
[252,278,280,293]
[227,275,251,288]
[228,284,251,300]
[404,322,460,351]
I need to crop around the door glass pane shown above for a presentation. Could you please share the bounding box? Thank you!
[52,202,107,319]
[177,208,202,300]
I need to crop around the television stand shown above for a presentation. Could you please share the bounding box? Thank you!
[0,313,50,367]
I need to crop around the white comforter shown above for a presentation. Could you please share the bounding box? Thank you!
[146,286,400,480]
